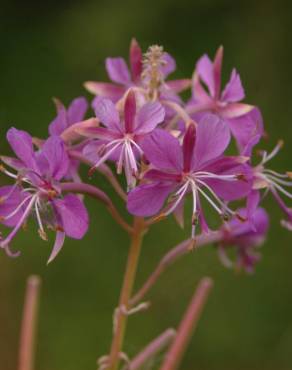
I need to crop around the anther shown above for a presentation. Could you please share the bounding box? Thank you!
[188,238,196,251]
[236,173,247,182]
[152,212,167,223]
[235,213,247,222]
[38,229,48,241]
[222,213,231,222]
[286,171,292,179]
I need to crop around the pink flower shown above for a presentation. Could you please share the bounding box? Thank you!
[0,128,89,262]
[78,90,165,188]
[84,39,190,107]
[127,115,252,238]
[188,47,263,153]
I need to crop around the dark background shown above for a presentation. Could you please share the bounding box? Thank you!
[1,1,292,369]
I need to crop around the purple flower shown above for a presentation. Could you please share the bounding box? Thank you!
[0,128,89,262]
[187,47,263,153]
[78,90,165,189]
[48,96,95,182]
[218,207,269,273]
[250,140,292,230]
[49,96,88,137]
[84,39,190,104]
[127,114,251,238]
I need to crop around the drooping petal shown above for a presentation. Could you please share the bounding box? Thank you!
[6,128,37,171]
[173,198,185,228]
[127,182,174,217]
[129,38,143,82]
[192,114,230,169]
[67,97,88,125]
[49,101,68,136]
[39,136,69,180]
[141,129,183,172]
[94,97,121,132]
[0,156,24,171]
[196,54,215,97]
[124,90,136,133]
[247,190,261,224]
[105,57,131,85]
[135,102,165,134]
[0,186,25,227]
[53,194,89,239]
[221,69,245,102]
[47,231,65,264]
[160,53,176,77]
[84,81,126,101]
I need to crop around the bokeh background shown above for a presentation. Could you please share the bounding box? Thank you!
[1,0,292,369]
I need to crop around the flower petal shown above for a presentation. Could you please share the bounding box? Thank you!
[6,128,37,171]
[53,194,89,239]
[166,79,191,93]
[221,69,245,102]
[94,97,121,132]
[47,231,65,264]
[203,163,252,201]
[106,57,131,85]
[124,90,136,133]
[129,38,143,82]
[220,103,254,118]
[135,102,165,134]
[0,186,25,227]
[192,114,230,168]
[84,82,126,101]
[213,46,223,99]
[196,54,215,97]
[141,129,183,172]
[228,107,264,154]
[76,126,121,140]
[39,136,69,180]
[127,182,174,217]
[67,97,88,125]
[161,53,176,77]
[49,101,68,136]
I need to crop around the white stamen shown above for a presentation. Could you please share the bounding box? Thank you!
[1,194,38,247]
[3,195,32,220]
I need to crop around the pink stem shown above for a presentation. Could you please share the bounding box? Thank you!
[60,182,133,234]
[130,231,222,306]
[18,275,41,370]
[159,277,213,370]
[125,329,176,370]
[69,150,127,201]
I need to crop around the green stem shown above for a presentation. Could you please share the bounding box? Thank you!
[107,217,146,370]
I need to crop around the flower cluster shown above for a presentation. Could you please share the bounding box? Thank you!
[0,39,290,270]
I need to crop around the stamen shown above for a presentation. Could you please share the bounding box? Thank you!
[262,140,284,164]
[35,198,48,241]
[89,141,123,176]
[264,173,292,187]
[4,196,32,220]
[196,186,223,215]
[196,179,235,216]
[1,194,37,248]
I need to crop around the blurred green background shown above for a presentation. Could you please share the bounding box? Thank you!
[1,0,292,369]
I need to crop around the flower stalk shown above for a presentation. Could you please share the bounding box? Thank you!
[107,217,146,370]
[18,275,41,370]
[159,277,213,370]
